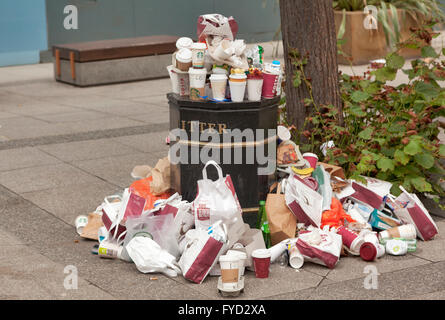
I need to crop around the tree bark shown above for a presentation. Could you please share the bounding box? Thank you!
[279,0,342,132]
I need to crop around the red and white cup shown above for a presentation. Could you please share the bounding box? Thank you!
[337,226,364,255]
[360,242,385,261]
[261,71,279,99]
[303,152,319,169]
[252,249,271,278]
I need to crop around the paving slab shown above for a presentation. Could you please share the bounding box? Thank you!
[32,110,111,123]
[130,94,169,108]
[0,163,104,194]
[112,131,169,154]
[64,116,145,133]
[72,152,160,188]
[171,264,324,300]
[0,116,76,140]
[4,99,80,116]
[92,78,171,100]
[126,109,169,124]
[21,180,120,226]
[0,147,61,172]
[37,138,139,162]
[410,220,445,262]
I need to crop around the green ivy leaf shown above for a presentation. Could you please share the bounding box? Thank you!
[387,53,405,69]
[373,67,397,82]
[410,177,433,192]
[388,123,407,133]
[439,144,445,157]
[414,152,435,169]
[404,139,422,155]
[351,91,371,103]
[394,149,410,165]
[358,127,373,140]
[415,81,440,100]
[421,46,439,58]
[350,105,367,117]
[376,157,395,172]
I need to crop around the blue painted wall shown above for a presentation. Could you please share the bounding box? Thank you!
[0,0,48,67]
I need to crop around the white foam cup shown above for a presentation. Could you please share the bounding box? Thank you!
[209,74,227,100]
[229,73,247,102]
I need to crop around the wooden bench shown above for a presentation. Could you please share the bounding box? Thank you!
[52,35,179,87]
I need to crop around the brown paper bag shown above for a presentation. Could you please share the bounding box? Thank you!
[319,162,346,180]
[265,183,297,246]
[150,157,171,196]
[80,213,104,240]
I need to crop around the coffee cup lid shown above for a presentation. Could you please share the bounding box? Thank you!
[360,242,377,261]
[191,42,207,50]
[176,48,192,62]
[302,152,319,159]
[210,74,227,81]
[188,67,207,75]
[252,249,271,259]
[229,73,247,80]
[219,254,240,263]
[227,250,247,260]
[176,37,193,50]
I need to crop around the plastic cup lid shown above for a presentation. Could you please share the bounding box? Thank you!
[176,37,193,50]
[227,250,247,259]
[188,67,207,75]
[277,125,291,141]
[210,74,227,81]
[229,73,247,80]
[272,60,281,66]
[360,242,377,261]
[176,48,192,62]
[219,254,240,263]
[252,249,271,259]
[191,42,207,50]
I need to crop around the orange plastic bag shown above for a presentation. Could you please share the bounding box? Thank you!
[130,176,171,211]
[321,198,356,229]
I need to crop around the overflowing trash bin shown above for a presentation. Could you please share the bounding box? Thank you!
[74,13,440,299]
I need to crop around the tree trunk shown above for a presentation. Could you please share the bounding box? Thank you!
[279,0,342,132]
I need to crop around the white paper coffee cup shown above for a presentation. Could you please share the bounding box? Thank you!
[288,246,304,269]
[247,78,263,101]
[167,65,179,94]
[210,74,227,100]
[227,250,247,277]
[176,37,193,50]
[229,73,247,102]
[176,48,192,72]
[213,39,233,61]
[189,67,207,100]
[379,224,417,241]
[75,215,88,235]
[219,254,240,290]
[269,242,287,263]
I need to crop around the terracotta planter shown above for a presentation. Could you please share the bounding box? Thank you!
[335,9,422,65]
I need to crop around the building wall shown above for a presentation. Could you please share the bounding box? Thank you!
[45,0,281,47]
[0,0,48,67]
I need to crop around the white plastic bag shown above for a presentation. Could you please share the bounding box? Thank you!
[178,225,226,284]
[126,237,181,277]
[295,226,342,269]
[285,174,323,227]
[192,160,243,239]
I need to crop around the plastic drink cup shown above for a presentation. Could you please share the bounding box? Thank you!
[303,152,319,169]
[219,254,240,290]
[337,226,364,254]
[227,250,247,277]
[191,42,207,68]
[261,71,279,99]
[209,74,227,101]
[189,67,207,101]
[176,48,192,72]
[288,246,304,269]
[98,226,108,242]
[212,65,229,75]
[98,240,123,259]
[385,239,408,256]
[75,215,88,235]
[229,73,247,102]
[252,249,271,278]
[247,78,263,101]
[379,224,417,241]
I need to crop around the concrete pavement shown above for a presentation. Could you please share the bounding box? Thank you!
[0,60,444,300]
